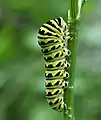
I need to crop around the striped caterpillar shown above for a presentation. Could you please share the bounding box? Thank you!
[37,17,70,112]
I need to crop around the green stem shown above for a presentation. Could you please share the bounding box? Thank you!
[64,0,87,120]
[66,1,78,120]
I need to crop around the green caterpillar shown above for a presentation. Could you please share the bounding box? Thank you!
[38,17,70,112]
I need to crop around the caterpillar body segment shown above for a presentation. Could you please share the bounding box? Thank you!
[43,48,69,62]
[45,58,69,70]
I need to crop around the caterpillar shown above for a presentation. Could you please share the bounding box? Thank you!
[37,17,70,112]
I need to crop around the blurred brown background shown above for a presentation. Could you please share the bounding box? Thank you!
[0,0,101,120]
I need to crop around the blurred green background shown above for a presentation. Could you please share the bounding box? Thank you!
[0,0,101,120]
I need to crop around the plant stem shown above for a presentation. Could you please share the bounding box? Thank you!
[64,0,87,120]
[64,0,78,120]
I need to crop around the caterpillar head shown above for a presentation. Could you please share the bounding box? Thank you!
[57,17,68,32]
[57,17,69,40]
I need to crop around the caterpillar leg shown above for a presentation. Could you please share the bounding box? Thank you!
[67,62,70,69]
[62,81,69,89]
[64,103,68,114]
[63,48,71,56]
[66,49,71,56]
